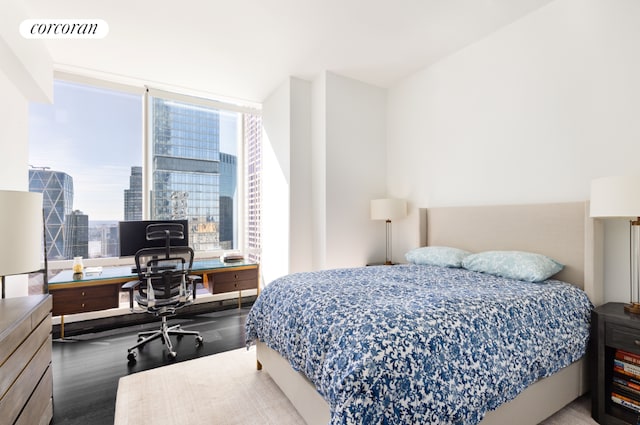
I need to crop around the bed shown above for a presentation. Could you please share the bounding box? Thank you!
[246,202,604,425]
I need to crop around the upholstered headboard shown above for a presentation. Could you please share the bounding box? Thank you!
[419,202,603,305]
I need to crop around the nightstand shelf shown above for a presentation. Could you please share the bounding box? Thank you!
[592,302,640,424]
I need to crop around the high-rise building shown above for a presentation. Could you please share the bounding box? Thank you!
[64,210,89,258]
[124,166,143,221]
[219,153,237,249]
[29,167,74,260]
[88,222,119,258]
[150,97,221,252]
[244,114,262,262]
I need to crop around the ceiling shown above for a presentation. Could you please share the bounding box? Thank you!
[20,0,554,104]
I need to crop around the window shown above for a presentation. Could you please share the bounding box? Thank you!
[28,77,262,295]
[29,80,143,262]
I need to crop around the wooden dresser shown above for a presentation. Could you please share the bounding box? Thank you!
[0,294,53,425]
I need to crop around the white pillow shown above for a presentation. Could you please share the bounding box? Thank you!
[461,250,564,283]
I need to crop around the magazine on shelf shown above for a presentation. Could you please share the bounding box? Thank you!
[614,365,640,382]
[616,349,640,366]
[613,381,640,402]
[611,391,640,413]
[614,359,640,379]
[614,374,640,394]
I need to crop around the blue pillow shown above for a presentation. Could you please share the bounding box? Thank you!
[405,246,471,268]
[461,250,564,283]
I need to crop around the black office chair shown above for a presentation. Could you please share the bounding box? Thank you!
[122,224,203,362]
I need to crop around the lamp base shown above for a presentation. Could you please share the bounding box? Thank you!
[624,303,640,315]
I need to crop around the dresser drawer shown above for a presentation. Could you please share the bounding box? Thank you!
[209,268,258,294]
[0,330,52,424]
[52,285,119,316]
[606,322,640,354]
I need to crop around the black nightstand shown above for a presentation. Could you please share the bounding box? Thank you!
[592,302,640,424]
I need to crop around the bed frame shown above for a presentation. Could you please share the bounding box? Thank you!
[256,201,603,425]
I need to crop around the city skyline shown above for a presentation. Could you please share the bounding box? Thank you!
[29,79,239,222]
[30,150,240,260]
[28,79,260,265]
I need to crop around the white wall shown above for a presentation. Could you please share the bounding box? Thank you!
[261,78,293,284]
[261,72,387,282]
[261,77,314,285]
[311,73,327,270]
[0,1,53,297]
[323,72,387,268]
[289,78,313,274]
[0,71,30,188]
[0,0,52,103]
[0,70,32,298]
[387,0,640,303]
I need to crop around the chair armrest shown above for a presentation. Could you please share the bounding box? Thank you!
[122,280,141,309]
[187,275,201,299]
[122,279,141,290]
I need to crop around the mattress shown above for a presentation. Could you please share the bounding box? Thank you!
[245,264,592,424]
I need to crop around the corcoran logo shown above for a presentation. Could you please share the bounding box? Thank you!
[20,19,108,39]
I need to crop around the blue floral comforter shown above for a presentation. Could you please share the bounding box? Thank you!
[245,264,592,424]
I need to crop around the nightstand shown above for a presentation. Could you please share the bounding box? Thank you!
[591,302,640,424]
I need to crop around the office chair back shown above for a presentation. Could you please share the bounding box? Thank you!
[133,246,195,315]
[145,222,185,259]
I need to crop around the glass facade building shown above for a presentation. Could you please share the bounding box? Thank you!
[124,166,143,221]
[28,168,74,260]
[64,210,89,259]
[219,152,237,249]
[150,97,225,252]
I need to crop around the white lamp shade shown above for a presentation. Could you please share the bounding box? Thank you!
[0,191,43,276]
[371,198,407,221]
[590,176,640,218]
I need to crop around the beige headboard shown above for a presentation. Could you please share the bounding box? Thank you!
[420,202,603,305]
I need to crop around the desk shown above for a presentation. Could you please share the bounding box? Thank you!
[49,259,259,338]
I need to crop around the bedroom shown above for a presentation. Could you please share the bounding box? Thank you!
[1,0,639,424]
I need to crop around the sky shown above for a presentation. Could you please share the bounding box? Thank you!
[29,80,238,221]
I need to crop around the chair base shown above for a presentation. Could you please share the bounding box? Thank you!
[127,316,203,362]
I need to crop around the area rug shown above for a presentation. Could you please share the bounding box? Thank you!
[115,346,595,425]
[114,346,305,425]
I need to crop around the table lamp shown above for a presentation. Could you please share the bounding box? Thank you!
[371,198,407,265]
[590,176,640,314]
[0,190,43,298]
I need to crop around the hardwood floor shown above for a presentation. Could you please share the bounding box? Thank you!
[51,307,250,425]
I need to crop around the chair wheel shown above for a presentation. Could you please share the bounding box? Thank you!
[168,351,177,359]
[196,336,204,346]
[127,352,137,363]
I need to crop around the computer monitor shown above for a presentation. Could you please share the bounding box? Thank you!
[118,219,189,257]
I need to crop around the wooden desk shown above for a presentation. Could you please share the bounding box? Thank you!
[49,259,259,337]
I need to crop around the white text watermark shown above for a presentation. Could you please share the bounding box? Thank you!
[20,19,108,39]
